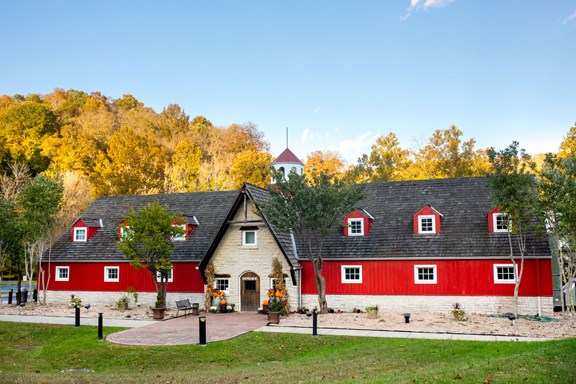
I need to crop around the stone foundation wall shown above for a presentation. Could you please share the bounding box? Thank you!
[301,294,553,315]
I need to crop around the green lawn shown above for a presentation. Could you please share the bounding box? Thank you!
[0,322,574,383]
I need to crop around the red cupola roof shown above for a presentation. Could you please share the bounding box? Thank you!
[272,148,304,165]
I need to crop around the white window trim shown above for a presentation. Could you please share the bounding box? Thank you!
[172,224,187,241]
[493,213,511,233]
[341,265,363,284]
[347,218,364,236]
[214,278,230,293]
[104,266,120,282]
[494,264,517,284]
[157,267,174,282]
[414,265,437,284]
[119,225,131,241]
[418,215,436,234]
[55,266,69,282]
[270,277,288,290]
[242,230,257,246]
[73,227,88,242]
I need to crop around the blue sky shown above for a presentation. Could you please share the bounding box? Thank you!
[1,1,575,164]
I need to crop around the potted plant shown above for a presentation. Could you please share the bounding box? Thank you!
[152,293,166,320]
[116,295,129,311]
[268,292,282,324]
[366,305,378,319]
[220,299,227,313]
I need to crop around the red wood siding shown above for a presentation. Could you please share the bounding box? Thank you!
[301,259,552,297]
[413,206,441,234]
[343,210,372,236]
[71,220,100,241]
[40,262,204,293]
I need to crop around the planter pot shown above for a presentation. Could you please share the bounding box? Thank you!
[117,301,128,311]
[220,303,227,313]
[152,307,166,320]
[262,304,268,314]
[367,309,378,319]
[268,311,280,324]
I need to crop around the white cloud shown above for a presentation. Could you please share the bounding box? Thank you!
[564,9,576,25]
[329,132,377,165]
[402,0,455,20]
[301,127,323,143]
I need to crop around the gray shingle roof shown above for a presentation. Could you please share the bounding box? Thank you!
[50,191,238,262]
[315,177,550,260]
[49,177,550,264]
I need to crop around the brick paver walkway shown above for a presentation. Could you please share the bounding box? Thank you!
[107,312,269,346]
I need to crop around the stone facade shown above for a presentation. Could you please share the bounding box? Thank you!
[209,200,298,311]
[302,294,553,315]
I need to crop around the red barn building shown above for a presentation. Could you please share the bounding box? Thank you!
[41,176,555,315]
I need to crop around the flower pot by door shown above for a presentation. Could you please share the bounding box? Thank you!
[268,311,280,324]
[152,307,166,320]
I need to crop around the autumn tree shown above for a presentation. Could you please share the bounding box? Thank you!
[93,126,168,196]
[229,150,272,189]
[257,172,364,313]
[165,138,202,192]
[487,142,541,317]
[0,100,59,174]
[117,201,185,309]
[367,132,411,182]
[305,150,345,182]
[413,126,488,179]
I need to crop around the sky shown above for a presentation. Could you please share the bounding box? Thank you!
[1,1,575,165]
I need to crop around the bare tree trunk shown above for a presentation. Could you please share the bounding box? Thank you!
[312,260,328,314]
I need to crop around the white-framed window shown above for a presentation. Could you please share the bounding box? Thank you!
[494,264,516,284]
[348,218,364,236]
[414,265,437,284]
[55,266,69,281]
[493,213,510,233]
[119,225,132,241]
[242,230,257,246]
[341,265,363,283]
[157,267,174,282]
[215,278,230,293]
[73,227,87,242]
[418,215,436,234]
[270,277,288,290]
[172,224,187,241]
[104,266,120,282]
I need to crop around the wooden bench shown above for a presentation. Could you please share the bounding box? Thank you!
[175,299,194,318]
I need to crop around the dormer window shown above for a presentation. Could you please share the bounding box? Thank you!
[71,218,102,242]
[172,224,187,241]
[73,227,87,242]
[344,209,373,237]
[348,218,364,236]
[418,216,435,234]
[488,208,511,233]
[413,205,442,235]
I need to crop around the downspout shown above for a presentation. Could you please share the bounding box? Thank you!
[290,231,302,309]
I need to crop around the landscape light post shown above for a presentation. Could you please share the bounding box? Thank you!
[75,306,80,327]
[199,316,207,345]
[98,313,103,340]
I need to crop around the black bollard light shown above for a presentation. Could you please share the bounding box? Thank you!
[33,289,37,302]
[75,306,80,327]
[98,312,103,340]
[199,316,207,345]
[306,310,318,336]
[404,313,411,324]
[8,289,13,305]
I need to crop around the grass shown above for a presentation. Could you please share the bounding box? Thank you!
[0,322,574,383]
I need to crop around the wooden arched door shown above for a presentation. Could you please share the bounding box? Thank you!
[240,272,260,312]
